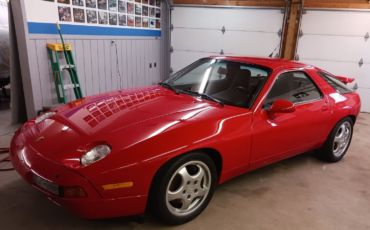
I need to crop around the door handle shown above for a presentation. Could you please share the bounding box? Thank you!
[322,106,328,111]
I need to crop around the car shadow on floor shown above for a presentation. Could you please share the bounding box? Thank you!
[0,151,323,229]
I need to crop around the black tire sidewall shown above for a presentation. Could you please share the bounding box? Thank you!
[322,117,353,162]
[150,151,217,225]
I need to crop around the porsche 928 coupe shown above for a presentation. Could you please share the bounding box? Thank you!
[10,57,361,225]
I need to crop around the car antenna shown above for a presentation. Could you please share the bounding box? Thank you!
[269,43,281,58]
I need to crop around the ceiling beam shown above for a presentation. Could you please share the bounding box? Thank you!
[172,0,286,7]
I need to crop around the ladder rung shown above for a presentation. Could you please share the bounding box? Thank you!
[61,65,75,70]
[64,84,79,90]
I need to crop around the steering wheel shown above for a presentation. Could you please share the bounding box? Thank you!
[232,86,249,94]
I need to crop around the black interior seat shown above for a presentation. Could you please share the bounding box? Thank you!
[229,69,252,91]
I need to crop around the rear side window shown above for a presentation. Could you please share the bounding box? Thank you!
[317,72,353,94]
[263,71,322,109]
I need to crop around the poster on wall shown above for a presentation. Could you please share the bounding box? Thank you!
[86,0,97,8]
[118,0,126,13]
[72,0,84,6]
[73,8,85,22]
[127,15,134,27]
[58,6,72,21]
[28,0,161,37]
[86,10,97,23]
[109,13,117,25]
[98,0,107,10]
[58,0,70,4]
[118,14,126,26]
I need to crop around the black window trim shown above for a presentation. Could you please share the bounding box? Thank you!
[261,69,324,111]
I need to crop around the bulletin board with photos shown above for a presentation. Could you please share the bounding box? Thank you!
[44,0,161,29]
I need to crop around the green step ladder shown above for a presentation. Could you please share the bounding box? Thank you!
[47,43,83,104]
[46,23,83,104]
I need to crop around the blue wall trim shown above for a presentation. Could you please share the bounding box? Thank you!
[28,22,161,37]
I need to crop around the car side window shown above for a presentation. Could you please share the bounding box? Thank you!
[316,72,353,94]
[263,71,322,109]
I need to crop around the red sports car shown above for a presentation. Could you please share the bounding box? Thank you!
[10,57,361,225]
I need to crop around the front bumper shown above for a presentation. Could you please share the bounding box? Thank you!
[9,129,147,219]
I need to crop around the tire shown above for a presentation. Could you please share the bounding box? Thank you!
[148,151,217,225]
[315,117,353,162]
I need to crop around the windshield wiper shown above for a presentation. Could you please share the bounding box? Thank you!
[159,82,180,95]
[185,90,224,107]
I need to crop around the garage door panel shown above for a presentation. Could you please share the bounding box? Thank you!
[222,31,280,56]
[298,35,364,62]
[301,11,370,36]
[298,10,370,112]
[300,59,361,79]
[171,50,217,73]
[172,29,223,53]
[172,7,284,32]
[356,87,370,112]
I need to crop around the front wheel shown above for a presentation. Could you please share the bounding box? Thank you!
[315,117,353,162]
[148,152,217,225]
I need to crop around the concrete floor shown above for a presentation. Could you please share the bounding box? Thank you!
[0,113,370,230]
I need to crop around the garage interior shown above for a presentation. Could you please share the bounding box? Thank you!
[1,0,370,229]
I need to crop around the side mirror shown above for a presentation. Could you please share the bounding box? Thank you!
[269,99,296,120]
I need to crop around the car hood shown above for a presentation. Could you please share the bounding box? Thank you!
[22,85,213,167]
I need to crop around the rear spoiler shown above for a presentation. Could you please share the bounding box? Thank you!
[335,76,355,85]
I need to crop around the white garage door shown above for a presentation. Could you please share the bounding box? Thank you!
[170,6,284,73]
[296,9,370,112]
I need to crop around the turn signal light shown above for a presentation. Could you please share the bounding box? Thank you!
[61,186,87,198]
[102,182,133,190]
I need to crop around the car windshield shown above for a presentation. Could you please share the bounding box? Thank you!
[165,58,271,108]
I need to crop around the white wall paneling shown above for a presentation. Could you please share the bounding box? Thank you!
[296,10,370,112]
[170,6,284,73]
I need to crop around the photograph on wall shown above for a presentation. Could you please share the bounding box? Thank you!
[86,10,97,23]
[149,18,155,28]
[127,15,134,27]
[155,8,160,18]
[109,0,117,11]
[58,0,70,4]
[58,6,72,21]
[142,5,148,16]
[156,19,160,29]
[73,8,85,22]
[127,2,134,14]
[135,4,141,15]
[72,0,84,6]
[98,0,107,9]
[135,17,141,27]
[118,14,127,26]
[98,11,108,24]
[118,0,126,13]
[155,0,160,7]
[135,0,141,2]
[142,0,148,4]
[149,7,155,17]
[86,0,97,8]
[109,13,117,25]
[142,18,148,28]
[149,0,154,6]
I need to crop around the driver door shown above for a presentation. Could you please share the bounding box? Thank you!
[250,68,332,170]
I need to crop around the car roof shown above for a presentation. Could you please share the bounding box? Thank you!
[207,56,312,70]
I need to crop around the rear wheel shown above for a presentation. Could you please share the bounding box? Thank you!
[315,117,353,162]
[148,152,217,225]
